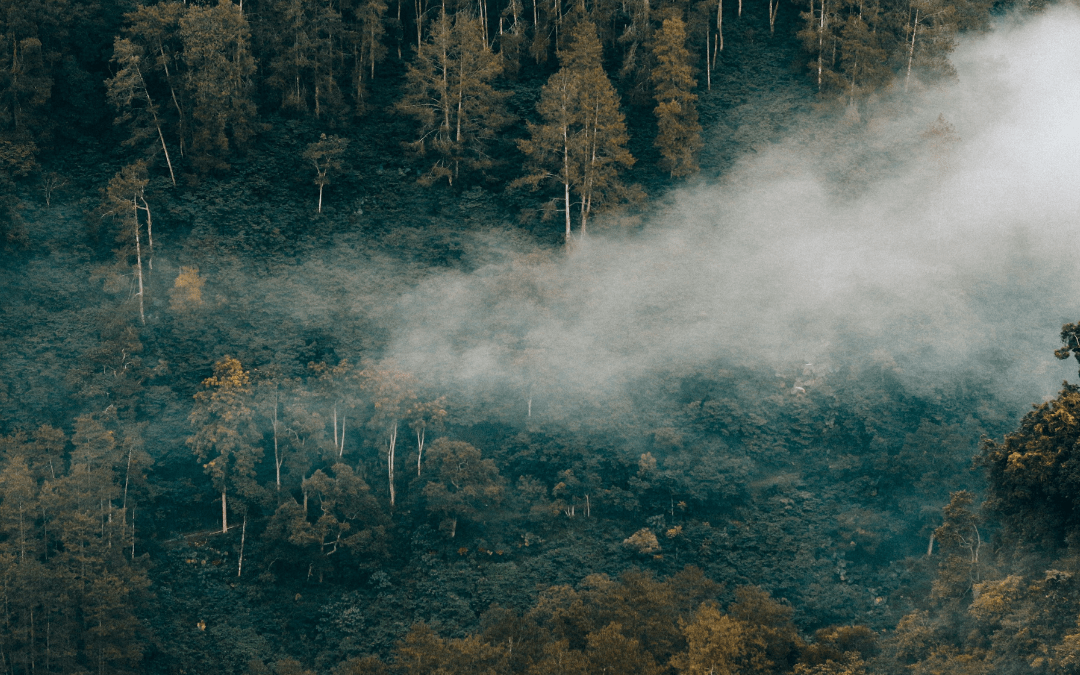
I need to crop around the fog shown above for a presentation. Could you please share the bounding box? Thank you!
[360,7,1080,417]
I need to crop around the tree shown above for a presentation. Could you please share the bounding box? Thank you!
[671,604,758,675]
[351,0,388,113]
[408,395,447,476]
[421,439,502,537]
[901,0,957,91]
[650,17,701,178]
[396,9,512,185]
[169,266,205,314]
[106,37,177,185]
[188,356,264,533]
[102,162,153,325]
[264,463,388,578]
[180,0,258,171]
[303,133,349,212]
[124,2,189,157]
[584,623,662,675]
[359,362,419,509]
[265,0,348,118]
[516,21,636,245]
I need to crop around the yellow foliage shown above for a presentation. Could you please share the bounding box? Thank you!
[670,604,751,675]
[623,528,660,554]
[169,266,205,313]
[969,575,1024,623]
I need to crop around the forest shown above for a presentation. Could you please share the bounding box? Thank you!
[2,0,1080,672]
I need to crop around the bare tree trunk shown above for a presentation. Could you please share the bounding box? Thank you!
[318,183,324,213]
[817,0,825,89]
[388,423,398,507]
[132,200,146,325]
[905,8,918,92]
[237,514,246,577]
[123,442,133,509]
[272,404,282,490]
[339,413,346,457]
[716,0,723,56]
[705,30,711,90]
[416,428,425,476]
[139,195,153,273]
[221,489,228,534]
[562,122,571,246]
[769,0,778,33]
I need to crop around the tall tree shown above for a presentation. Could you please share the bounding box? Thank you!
[102,162,154,326]
[420,439,502,537]
[516,20,636,245]
[188,356,264,533]
[650,17,701,178]
[359,362,419,509]
[396,9,512,185]
[125,2,190,157]
[266,0,349,118]
[107,38,177,185]
[180,0,258,171]
[350,0,388,113]
[303,133,350,212]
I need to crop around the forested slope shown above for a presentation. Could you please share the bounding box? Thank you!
[1,0,1079,673]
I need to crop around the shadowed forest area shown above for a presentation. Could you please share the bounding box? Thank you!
[3,0,1080,673]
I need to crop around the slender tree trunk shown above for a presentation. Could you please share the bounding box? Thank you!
[273,405,282,490]
[388,423,398,507]
[905,8,918,92]
[318,183,324,212]
[562,122,571,246]
[716,0,723,54]
[146,97,176,186]
[339,413,346,456]
[705,29,711,90]
[159,48,186,157]
[416,428,425,476]
[416,0,424,49]
[221,488,228,534]
[817,0,825,89]
[132,201,146,325]
[139,196,153,273]
[237,514,246,577]
[123,442,133,510]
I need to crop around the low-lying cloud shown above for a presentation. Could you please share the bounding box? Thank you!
[382,7,1080,416]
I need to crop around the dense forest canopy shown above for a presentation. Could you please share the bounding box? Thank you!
[1,0,1080,673]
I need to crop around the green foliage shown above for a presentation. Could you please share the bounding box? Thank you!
[650,17,701,178]
[179,0,258,171]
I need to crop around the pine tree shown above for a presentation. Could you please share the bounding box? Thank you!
[351,0,388,113]
[266,0,349,118]
[179,0,258,171]
[651,17,701,178]
[397,9,511,185]
[516,21,636,245]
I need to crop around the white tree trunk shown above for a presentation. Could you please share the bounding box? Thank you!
[388,423,398,507]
